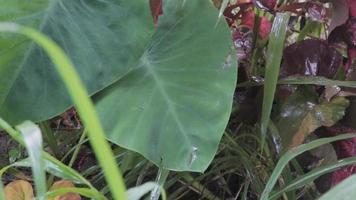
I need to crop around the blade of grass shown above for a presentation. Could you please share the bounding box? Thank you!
[127,182,167,200]
[319,175,356,200]
[0,156,105,198]
[218,0,229,19]
[280,76,356,87]
[260,13,290,148]
[238,76,356,88]
[16,121,46,200]
[68,129,87,167]
[151,168,170,200]
[270,156,356,200]
[47,187,107,200]
[297,21,319,42]
[39,121,61,158]
[0,156,90,187]
[0,181,5,200]
[260,133,356,200]
[0,22,127,200]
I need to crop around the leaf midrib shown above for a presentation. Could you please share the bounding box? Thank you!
[141,54,193,148]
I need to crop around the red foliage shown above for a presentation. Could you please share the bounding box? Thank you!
[323,126,356,186]
[149,0,163,26]
[347,0,356,17]
[240,10,272,39]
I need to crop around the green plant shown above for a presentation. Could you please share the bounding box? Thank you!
[1,0,356,200]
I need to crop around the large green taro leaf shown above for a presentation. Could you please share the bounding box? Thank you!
[94,0,237,172]
[0,0,152,123]
[0,0,236,172]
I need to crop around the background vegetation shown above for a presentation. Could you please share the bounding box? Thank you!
[0,0,356,199]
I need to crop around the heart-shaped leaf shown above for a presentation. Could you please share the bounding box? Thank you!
[0,0,236,172]
[94,0,237,172]
[0,0,152,124]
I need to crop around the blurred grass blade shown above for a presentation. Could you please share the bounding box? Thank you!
[47,188,107,200]
[127,182,167,200]
[260,13,290,146]
[261,133,356,200]
[0,118,95,189]
[0,156,103,198]
[319,175,356,200]
[42,153,92,186]
[0,181,5,200]
[16,121,46,200]
[270,156,356,200]
[0,152,92,187]
[151,168,169,200]
[280,76,356,87]
[0,22,127,200]
[218,0,229,19]
[238,76,356,88]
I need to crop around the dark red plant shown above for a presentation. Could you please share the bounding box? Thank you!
[149,0,163,26]
[280,39,342,79]
[321,126,356,186]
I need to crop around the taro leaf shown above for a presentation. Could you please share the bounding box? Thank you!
[280,39,342,79]
[0,0,152,124]
[4,180,34,200]
[94,0,237,172]
[0,0,236,172]
[275,88,349,148]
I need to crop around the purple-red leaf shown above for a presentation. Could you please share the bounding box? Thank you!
[347,0,356,17]
[321,126,356,186]
[253,0,276,12]
[149,0,163,26]
[280,39,342,78]
[329,0,349,32]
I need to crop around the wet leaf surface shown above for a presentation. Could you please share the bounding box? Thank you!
[275,87,349,148]
[275,87,318,148]
[280,39,342,79]
[290,97,349,147]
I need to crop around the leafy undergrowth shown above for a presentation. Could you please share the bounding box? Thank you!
[1,0,356,200]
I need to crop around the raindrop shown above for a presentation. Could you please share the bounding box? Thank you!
[188,146,198,167]
[222,54,233,69]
